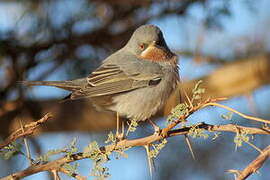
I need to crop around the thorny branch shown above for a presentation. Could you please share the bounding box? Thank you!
[228,145,270,180]
[1,98,270,180]
[236,145,270,180]
[0,113,52,149]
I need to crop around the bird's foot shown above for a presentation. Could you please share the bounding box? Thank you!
[116,128,125,141]
[116,112,125,141]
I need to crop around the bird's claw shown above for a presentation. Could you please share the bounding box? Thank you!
[116,112,125,141]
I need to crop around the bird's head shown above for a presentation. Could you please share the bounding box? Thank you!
[125,25,176,62]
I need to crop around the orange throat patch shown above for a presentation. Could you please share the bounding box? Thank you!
[140,46,175,63]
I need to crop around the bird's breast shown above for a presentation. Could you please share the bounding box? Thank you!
[109,67,179,121]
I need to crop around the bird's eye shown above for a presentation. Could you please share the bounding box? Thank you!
[155,40,161,46]
[139,44,145,50]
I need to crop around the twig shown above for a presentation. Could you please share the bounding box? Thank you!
[236,145,270,180]
[203,102,270,124]
[0,113,52,149]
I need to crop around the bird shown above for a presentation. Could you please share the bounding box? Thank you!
[22,24,179,127]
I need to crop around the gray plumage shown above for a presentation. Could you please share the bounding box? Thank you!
[22,24,179,121]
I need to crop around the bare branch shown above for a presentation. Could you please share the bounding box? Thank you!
[235,145,270,180]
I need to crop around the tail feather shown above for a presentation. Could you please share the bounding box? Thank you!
[20,78,87,91]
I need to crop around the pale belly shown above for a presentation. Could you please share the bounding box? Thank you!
[109,72,178,121]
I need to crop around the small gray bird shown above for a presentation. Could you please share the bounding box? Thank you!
[23,25,179,122]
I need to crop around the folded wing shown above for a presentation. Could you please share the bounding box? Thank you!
[70,64,162,99]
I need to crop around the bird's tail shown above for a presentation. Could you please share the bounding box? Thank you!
[20,78,87,91]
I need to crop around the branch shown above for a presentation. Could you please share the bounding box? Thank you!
[0,113,52,149]
[228,145,270,180]
[1,122,269,180]
[203,102,270,124]
[57,167,87,180]
[1,98,270,180]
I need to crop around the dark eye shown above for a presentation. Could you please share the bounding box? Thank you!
[139,44,145,50]
[155,40,161,46]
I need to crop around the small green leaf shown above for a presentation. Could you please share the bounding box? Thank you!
[188,126,209,139]
[149,139,167,158]
[234,132,250,147]
[1,142,22,160]
[63,163,79,176]
[105,132,116,144]
[127,119,138,133]
[167,103,188,123]
[192,80,205,102]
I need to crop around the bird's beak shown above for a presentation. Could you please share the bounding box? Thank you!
[140,41,175,62]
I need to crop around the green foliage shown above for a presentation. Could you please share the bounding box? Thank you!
[127,118,139,134]
[192,80,205,102]
[36,138,78,163]
[36,149,64,163]
[234,131,250,147]
[63,163,79,176]
[66,138,78,159]
[167,103,188,123]
[0,142,22,160]
[105,132,116,144]
[83,141,110,179]
[149,139,167,158]
[188,126,209,139]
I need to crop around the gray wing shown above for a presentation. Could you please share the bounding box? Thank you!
[70,64,162,99]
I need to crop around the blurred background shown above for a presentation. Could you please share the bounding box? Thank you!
[0,0,270,179]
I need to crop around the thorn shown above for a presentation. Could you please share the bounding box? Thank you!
[144,145,155,179]
[149,119,160,134]
[19,119,32,165]
[182,86,193,108]
[184,135,196,160]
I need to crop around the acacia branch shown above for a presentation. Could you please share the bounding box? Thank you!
[0,113,52,149]
[1,122,269,180]
[1,98,270,180]
[230,145,270,180]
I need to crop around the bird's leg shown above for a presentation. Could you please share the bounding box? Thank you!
[148,119,161,134]
[116,112,124,140]
[116,112,120,138]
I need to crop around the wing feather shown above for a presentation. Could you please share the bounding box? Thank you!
[70,64,161,99]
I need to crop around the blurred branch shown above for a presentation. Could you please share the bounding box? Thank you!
[237,145,270,180]
[176,50,228,63]
[1,98,270,180]
[228,145,270,180]
[0,113,52,149]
